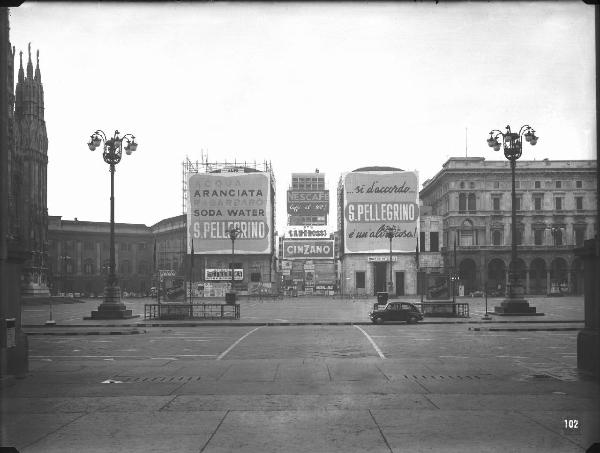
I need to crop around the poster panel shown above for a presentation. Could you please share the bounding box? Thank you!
[188,172,271,254]
[287,190,329,215]
[343,171,419,253]
[283,239,335,260]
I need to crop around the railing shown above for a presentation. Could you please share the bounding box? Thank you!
[414,302,469,318]
[144,303,240,320]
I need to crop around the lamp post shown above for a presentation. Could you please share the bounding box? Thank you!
[383,225,396,295]
[87,130,138,319]
[487,124,542,315]
[228,226,241,302]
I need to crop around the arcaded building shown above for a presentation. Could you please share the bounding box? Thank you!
[419,157,597,295]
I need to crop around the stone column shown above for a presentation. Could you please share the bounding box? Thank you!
[576,238,600,377]
[546,270,551,295]
[525,267,530,295]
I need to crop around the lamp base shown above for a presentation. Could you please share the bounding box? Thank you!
[494,297,544,316]
[88,286,137,319]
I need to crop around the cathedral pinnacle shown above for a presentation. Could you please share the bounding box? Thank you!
[35,49,41,81]
[26,42,33,78]
[18,49,24,82]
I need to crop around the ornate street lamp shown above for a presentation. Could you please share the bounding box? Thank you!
[228,226,241,303]
[87,130,138,319]
[487,125,541,315]
[383,225,396,294]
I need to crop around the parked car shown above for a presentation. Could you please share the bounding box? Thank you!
[369,301,424,325]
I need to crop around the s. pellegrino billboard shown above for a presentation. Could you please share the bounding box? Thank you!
[343,170,419,253]
[187,172,272,254]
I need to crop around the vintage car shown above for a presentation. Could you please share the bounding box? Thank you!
[369,301,424,325]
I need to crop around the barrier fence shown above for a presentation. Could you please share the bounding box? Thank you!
[144,303,240,320]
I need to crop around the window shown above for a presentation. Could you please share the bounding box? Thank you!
[515,181,520,189]
[469,182,475,189]
[534,229,544,246]
[555,197,563,211]
[120,242,131,252]
[430,232,439,252]
[459,193,466,212]
[460,182,465,189]
[493,197,501,212]
[492,230,502,246]
[460,219,474,246]
[121,260,131,274]
[467,193,476,211]
[535,181,541,189]
[552,228,563,246]
[494,181,500,189]
[84,241,94,251]
[83,261,94,275]
[576,180,583,188]
[534,196,542,211]
[420,232,426,252]
[556,180,562,189]
[575,228,585,247]
[515,227,523,245]
[138,243,147,251]
[356,271,365,289]
[515,196,521,211]
[576,197,583,210]
[65,261,74,274]
[250,272,261,282]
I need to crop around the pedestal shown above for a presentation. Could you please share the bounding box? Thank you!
[89,286,136,319]
[494,297,544,316]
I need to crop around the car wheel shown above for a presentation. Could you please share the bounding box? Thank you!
[407,316,418,324]
[373,317,384,325]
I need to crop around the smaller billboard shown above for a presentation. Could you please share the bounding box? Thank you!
[283,239,335,260]
[287,190,329,216]
[205,269,244,281]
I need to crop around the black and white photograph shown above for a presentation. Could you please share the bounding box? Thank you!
[1,1,598,452]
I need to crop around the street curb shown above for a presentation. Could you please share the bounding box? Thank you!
[469,327,581,332]
[24,330,145,336]
[21,320,584,329]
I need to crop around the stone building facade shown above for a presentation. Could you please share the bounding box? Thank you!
[47,216,154,297]
[419,157,597,295]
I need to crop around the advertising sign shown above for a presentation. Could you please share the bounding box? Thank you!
[343,171,419,253]
[188,172,271,254]
[282,239,335,260]
[286,226,330,238]
[287,190,329,216]
[205,269,244,281]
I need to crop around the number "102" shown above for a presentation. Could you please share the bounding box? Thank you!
[564,419,579,429]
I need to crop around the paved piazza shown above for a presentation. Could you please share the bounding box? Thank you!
[2,296,598,453]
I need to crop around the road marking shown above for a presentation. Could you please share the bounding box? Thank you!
[217,327,262,360]
[354,325,385,359]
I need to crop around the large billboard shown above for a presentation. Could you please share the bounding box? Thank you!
[343,170,419,253]
[287,190,329,216]
[188,172,272,254]
[282,239,335,260]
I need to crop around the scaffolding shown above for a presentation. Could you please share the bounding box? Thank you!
[182,152,276,218]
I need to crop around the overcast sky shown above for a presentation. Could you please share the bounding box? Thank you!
[8,2,596,233]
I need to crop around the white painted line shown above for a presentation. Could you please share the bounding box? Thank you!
[354,325,385,359]
[217,327,262,360]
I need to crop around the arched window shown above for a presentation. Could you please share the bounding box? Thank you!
[460,219,474,246]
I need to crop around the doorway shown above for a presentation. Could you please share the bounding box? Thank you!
[374,262,387,294]
[395,271,405,296]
